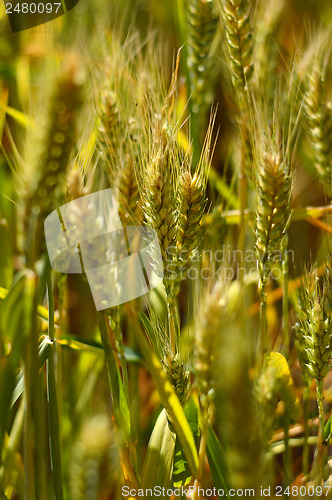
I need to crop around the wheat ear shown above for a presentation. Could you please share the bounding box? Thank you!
[304,58,332,197]
[117,154,141,226]
[255,150,292,291]
[295,260,332,483]
[70,415,120,500]
[209,280,263,490]
[187,0,218,115]
[220,0,254,110]
[24,60,84,265]
[254,0,285,108]
[96,89,122,187]
[255,145,291,355]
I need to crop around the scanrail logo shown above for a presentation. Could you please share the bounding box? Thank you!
[44,189,164,310]
[4,0,79,32]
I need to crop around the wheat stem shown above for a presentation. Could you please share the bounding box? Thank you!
[97,313,138,488]
[282,412,291,487]
[24,273,45,500]
[166,297,178,356]
[193,417,208,500]
[46,271,63,500]
[302,382,310,479]
[313,379,326,485]
[282,234,289,353]
[259,287,267,364]
[108,307,130,404]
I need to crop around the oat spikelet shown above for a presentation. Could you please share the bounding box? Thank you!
[221,0,254,109]
[187,0,218,114]
[304,58,332,197]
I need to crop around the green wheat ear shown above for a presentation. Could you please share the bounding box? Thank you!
[255,149,292,292]
[117,118,142,226]
[23,59,84,266]
[170,119,214,297]
[187,0,218,116]
[220,0,254,110]
[97,89,122,185]
[253,0,285,109]
[69,415,120,500]
[304,56,332,197]
[210,279,264,490]
[295,261,332,382]
[148,316,191,403]
[117,154,142,226]
[140,148,178,276]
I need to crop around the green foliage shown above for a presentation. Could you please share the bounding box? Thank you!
[141,409,176,489]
